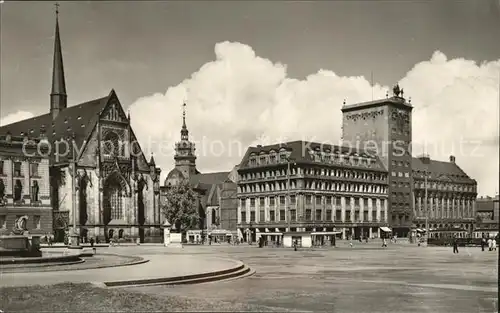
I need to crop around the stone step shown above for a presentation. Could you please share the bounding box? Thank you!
[102,263,252,288]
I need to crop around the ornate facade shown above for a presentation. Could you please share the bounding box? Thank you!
[0,10,162,242]
[412,155,477,238]
[237,141,390,243]
[472,195,498,238]
[0,135,52,235]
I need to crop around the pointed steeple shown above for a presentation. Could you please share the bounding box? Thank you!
[149,152,156,166]
[181,102,189,140]
[50,3,67,119]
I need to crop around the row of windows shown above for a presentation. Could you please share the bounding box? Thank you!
[415,207,474,219]
[238,182,387,194]
[392,181,412,189]
[240,168,386,181]
[391,160,411,167]
[240,208,385,223]
[0,160,39,177]
[414,181,475,193]
[391,171,410,178]
[241,196,386,208]
[0,178,41,202]
[248,152,378,169]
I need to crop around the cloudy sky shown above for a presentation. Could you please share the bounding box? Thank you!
[1,1,499,196]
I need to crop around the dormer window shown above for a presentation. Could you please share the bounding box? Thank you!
[81,124,85,128]
[64,119,68,124]
[77,116,82,120]
[29,129,34,134]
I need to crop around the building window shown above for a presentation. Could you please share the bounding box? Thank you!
[290,195,296,204]
[363,211,368,221]
[270,210,275,221]
[326,196,332,205]
[280,196,286,205]
[269,197,275,206]
[316,196,322,205]
[305,209,312,221]
[259,156,266,165]
[0,215,6,229]
[354,210,360,222]
[280,210,286,221]
[404,172,409,178]
[398,172,403,177]
[13,179,23,201]
[14,162,22,177]
[30,163,39,177]
[241,211,246,222]
[346,211,351,221]
[315,209,322,221]
[391,171,396,177]
[259,210,265,222]
[34,215,41,229]
[259,197,265,207]
[290,209,296,221]
[240,199,245,208]
[335,210,341,221]
[335,197,341,206]
[306,195,312,204]
[250,198,255,207]
[326,210,332,221]
[250,211,256,222]
[0,160,4,175]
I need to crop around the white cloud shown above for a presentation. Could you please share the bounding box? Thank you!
[0,111,34,126]
[129,42,499,196]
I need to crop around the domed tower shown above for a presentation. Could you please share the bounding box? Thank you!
[174,103,197,178]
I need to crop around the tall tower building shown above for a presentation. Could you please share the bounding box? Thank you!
[174,103,197,178]
[341,84,413,237]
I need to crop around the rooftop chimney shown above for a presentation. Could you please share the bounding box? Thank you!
[449,155,456,163]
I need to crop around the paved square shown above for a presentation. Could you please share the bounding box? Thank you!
[125,244,498,312]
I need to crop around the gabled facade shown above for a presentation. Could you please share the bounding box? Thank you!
[0,9,161,243]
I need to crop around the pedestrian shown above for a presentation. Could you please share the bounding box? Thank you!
[452,236,459,254]
[488,238,493,251]
[382,238,387,248]
[293,239,298,251]
[481,237,486,251]
[492,238,497,251]
[90,237,96,254]
[349,236,353,248]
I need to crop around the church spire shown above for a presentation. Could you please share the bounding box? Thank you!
[181,102,189,140]
[50,2,67,119]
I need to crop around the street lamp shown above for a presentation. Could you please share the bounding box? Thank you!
[424,169,429,246]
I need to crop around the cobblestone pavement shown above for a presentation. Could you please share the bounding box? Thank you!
[117,243,498,313]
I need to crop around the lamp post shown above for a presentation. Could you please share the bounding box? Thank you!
[424,170,429,246]
[69,133,80,247]
[286,157,295,232]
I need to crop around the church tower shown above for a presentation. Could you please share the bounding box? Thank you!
[50,4,67,119]
[174,103,197,178]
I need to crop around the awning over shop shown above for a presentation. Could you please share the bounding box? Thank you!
[260,232,283,236]
[380,227,392,232]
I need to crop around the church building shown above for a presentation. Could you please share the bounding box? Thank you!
[0,8,162,243]
[162,105,238,242]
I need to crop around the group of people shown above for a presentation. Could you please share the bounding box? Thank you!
[481,236,497,252]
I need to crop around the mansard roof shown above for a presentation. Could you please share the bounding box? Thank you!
[239,140,386,172]
[411,157,476,184]
[0,90,116,164]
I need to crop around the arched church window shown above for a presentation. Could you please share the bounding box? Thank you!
[103,175,124,221]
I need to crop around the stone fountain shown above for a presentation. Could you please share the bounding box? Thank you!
[0,215,42,258]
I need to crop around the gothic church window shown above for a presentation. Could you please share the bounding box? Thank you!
[103,131,122,157]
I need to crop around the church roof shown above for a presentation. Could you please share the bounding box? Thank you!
[411,157,475,184]
[189,171,231,186]
[0,91,113,164]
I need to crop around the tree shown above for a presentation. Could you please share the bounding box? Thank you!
[161,181,200,233]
